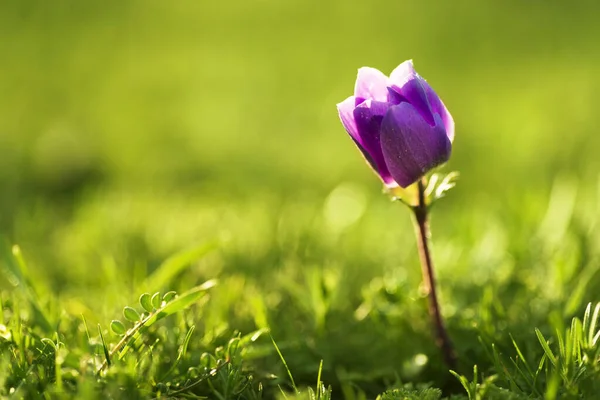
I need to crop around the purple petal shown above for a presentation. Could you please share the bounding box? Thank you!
[337,96,359,141]
[388,60,416,88]
[422,80,455,142]
[354,67,388,105]
[387,87,408,105]
[388,61,434,126]
[337,97,396,186]
[380,103,452,188]
[352,100,396,186]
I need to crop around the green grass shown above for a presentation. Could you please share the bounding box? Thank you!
[1,0,600,398]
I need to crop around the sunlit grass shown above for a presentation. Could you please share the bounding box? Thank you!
[1,0,600,398]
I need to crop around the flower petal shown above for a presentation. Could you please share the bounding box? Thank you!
[422,80,455,142]
[338,97,395,185]
[380,102,452,188]
[388,61,434,126]
[337,96,359,140]
[354,67,389,105]
[352,100,396,186]
[388,60,416,88]
[387,87,407,105]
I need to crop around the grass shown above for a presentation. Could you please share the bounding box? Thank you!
[1,0,600,398]
[1,182,599,399]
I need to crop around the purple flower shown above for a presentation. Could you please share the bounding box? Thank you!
[337,60,454,188]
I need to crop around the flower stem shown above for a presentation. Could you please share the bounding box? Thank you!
[412,178,457,369]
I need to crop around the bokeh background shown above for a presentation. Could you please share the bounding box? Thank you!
[1,0,600,395]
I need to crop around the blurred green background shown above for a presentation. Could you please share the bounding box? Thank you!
[1,0,600,396]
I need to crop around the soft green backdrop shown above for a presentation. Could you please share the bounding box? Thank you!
[2,0,599,264]
[1,0,599,397]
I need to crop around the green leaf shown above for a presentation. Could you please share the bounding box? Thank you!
[110,320,127,335]
[450,370,474,399]
[123,306,141,322]
[151,281,216,323]
[162,291,177,303]
[535,328,557,367]
[41,338,57,351]
[139,293,153,313]
[120,288,208,359]
[142,242,217,292]
[151,292,161,310]
[434,171,459,200]
[97,281,217,374]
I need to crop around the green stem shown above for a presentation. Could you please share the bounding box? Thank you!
[412,178,457,369]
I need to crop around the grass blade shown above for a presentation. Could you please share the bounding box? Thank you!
[270,333,298,394]
[142,242,217,292]
[535,329,557,367]
[98,324,111,367]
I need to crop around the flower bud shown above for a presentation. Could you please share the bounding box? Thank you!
[337,60,454,188]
